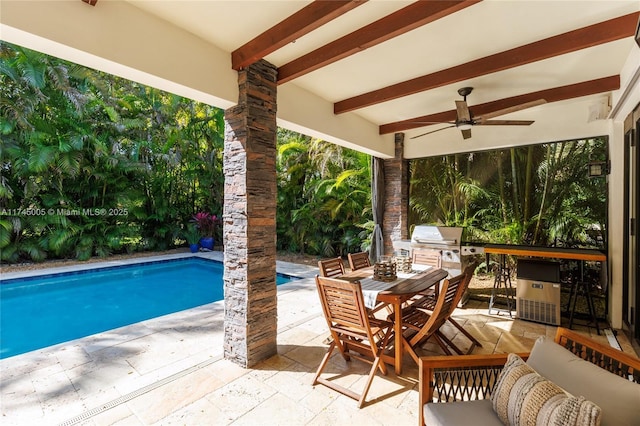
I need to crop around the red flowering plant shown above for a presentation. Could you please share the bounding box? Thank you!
[191,212,219,238]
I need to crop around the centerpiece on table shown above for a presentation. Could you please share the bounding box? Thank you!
[191,212,219,251]
[373,255,397,282]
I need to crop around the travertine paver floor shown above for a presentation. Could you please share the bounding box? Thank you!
[1,253,636,425]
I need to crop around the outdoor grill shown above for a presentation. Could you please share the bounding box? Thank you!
[392,225,483,277]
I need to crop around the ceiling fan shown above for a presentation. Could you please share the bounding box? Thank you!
[411,87,546,140]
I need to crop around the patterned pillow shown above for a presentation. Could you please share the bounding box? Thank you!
[491,353,601,426]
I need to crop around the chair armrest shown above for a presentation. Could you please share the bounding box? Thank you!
[555,327,640,383]
[418,353,529,426]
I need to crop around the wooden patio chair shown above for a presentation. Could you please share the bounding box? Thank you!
[347,251,371,271]
[318,257,345,278]
[410,263,482,353]
[313,276,394,408]
[411,249,443,301]
[412,248,442,269]
[400,271,469,361]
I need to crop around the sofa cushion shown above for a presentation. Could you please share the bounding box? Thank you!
[423,400,502,426]
[527,336,640,426]
[491,353,601,426]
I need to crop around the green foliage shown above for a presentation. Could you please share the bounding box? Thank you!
[276,130,373,257]
[0,41,224,262]
[183,224,202,245]
[410,138,607,249]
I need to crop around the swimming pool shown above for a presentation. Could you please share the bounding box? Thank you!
[0,257,298,359]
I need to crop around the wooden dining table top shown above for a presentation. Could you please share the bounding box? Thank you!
[340,266,449,296]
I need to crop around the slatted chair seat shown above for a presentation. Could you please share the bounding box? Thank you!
[313,275,394,408]
[347,251,371,271]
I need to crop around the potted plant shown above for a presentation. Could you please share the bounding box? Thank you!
[184,224,201,253]
[191,212,218,251]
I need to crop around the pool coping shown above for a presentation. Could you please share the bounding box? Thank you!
[0,251,319,281]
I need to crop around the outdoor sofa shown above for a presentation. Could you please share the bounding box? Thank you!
[418,327,640,425]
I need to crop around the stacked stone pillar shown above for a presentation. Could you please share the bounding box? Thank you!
[383,133,410,255]
[223,60,278,367]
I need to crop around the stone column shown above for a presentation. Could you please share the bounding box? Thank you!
[383,133,410,254]
[223,60,278,367]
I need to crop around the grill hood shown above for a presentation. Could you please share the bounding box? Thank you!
[411,225,464,248]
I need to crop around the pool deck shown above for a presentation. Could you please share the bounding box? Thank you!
[1,253,636,425]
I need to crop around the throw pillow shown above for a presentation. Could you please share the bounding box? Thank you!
[491,353,601,426]
[527,335,640,426]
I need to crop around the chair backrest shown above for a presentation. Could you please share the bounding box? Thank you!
[408,272,467,347]
[315,275,374,342]
[318,257,345,278]
[450,263,476,307]
[412,249,441,268]
[348,251,371,271]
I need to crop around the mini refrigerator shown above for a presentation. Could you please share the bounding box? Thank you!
[516,259,561,325]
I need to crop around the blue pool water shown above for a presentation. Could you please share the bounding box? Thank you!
[0,258,298,359]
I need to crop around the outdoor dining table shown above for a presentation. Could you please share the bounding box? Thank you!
[340,265,449,375]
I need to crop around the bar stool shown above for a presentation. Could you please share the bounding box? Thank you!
[488,253,514,317]
[567,261,600,334]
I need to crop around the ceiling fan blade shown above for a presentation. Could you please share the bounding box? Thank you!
[455,100,471,122]
[409,121,456,125]
[461,129,472,139]
[477,120,534,126]
[410,125,455,139]
[476,99,546,122]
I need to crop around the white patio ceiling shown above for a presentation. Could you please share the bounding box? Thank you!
[1,0,639,159]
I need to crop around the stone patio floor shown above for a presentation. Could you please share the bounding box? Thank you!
[1,252,636,425]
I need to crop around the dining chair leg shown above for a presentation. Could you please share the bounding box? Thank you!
[448,317,482,348]
[313,341,336,385]
[359,357,382,408]
[436,331,464,355]
[402,334,420,365]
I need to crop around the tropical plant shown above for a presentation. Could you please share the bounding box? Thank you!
[0,41,225,262]
[183,224,202,245]
[191,212,218,237]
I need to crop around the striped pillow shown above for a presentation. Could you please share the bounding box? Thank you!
[491,353,601,426]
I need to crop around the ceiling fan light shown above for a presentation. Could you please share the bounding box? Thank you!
[457,122,473,131]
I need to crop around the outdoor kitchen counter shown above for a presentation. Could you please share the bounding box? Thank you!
[483,244,606,262]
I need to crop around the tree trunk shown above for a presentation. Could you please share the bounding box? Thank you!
[534,144,551,243]
[510,148,521,224]
[523,146,533,222]
[497,151,508,224]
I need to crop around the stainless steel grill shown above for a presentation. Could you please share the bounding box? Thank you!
[393,225,483,277]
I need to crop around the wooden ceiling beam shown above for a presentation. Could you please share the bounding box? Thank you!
[379,75,620,134]
[231,0,366,71]
[277,0,481,84]
[336,12,639,114]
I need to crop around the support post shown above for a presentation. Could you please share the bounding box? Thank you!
[223,59,278,367]
[383,133,410,255]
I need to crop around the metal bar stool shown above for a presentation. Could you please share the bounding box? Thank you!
[567,260,601,335]
[488,253,514,317]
